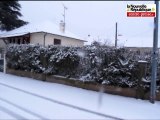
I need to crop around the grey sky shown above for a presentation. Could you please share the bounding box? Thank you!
[20,1,159,47]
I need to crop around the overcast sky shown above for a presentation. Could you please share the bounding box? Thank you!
[19,1,159,47]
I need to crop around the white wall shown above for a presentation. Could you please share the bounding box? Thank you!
[30,32,84,47]
[30,32,44,45]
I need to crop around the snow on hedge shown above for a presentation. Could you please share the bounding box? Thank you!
[6,43,160,91]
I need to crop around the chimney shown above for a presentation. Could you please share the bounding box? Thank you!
[59,20,65,33]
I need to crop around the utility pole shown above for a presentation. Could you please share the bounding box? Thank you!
[150,1,159,104]
[115,22,118,48]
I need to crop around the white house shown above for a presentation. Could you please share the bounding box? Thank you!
[0,21,86,49]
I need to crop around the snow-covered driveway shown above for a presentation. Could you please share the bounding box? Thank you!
[0,72,159,119]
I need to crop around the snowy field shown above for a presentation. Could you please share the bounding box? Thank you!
[0,72,159,119]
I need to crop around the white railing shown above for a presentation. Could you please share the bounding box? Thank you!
[3,53,6,73]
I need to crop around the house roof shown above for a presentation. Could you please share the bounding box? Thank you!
[0,32,29,38]
[0,21,86,42]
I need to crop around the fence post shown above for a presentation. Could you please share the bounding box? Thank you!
[136,60,148,99]
[3,53,6,74]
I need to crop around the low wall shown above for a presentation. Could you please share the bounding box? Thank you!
[6,68,160,101]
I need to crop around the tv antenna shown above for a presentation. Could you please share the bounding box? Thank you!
[62,3,68,24]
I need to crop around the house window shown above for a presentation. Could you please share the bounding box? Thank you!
[9,38,12,43]
[54,38,61,45]
[11,38,15,44]
[18,38,21,44]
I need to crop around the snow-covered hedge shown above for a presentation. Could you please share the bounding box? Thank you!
[6,44,160,91]
[6,44,80,76]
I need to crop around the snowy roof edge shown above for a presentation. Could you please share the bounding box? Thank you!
[31,31,87,42]
[0,31,87,42]
[0,32,29,38]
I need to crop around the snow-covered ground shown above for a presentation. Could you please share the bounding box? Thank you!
[0,72,159,119]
